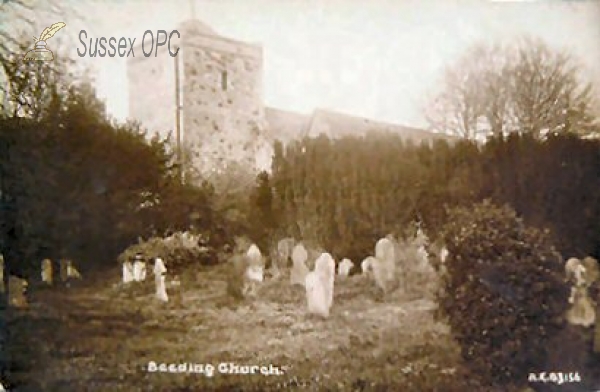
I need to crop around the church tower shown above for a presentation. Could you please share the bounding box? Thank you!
[127,17,272,187]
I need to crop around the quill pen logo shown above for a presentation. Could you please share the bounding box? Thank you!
[23,22,66,61]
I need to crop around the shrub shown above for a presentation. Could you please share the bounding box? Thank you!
[439,200,568,387]
[117,231,217,274]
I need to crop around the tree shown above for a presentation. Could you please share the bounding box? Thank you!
[425,37,598,139]
[0,1,89,117]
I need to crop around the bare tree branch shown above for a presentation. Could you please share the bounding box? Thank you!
[425,36,597,140]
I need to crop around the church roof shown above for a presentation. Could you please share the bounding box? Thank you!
[265,107,455,145]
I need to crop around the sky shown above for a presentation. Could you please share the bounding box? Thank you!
[9,0,600,128]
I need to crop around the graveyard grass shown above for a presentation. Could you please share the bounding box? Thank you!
[6,262,492,391]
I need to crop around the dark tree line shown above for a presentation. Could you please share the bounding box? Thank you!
[252,131,599,263]
[0,81,224,281]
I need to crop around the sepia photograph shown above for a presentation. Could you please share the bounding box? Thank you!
[0,0,599,390]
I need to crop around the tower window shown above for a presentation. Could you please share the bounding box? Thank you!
[221,71,228,90]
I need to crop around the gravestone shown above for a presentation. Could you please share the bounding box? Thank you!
[305,271,330,318]
[246,244,264,282]
[277,237,295,268]
[246,244,265,284]
[246,265,264,282]
[8,276,28,308]
[315,253,336,309]
[566,285,595,327]
[290,244,309,286]
[122,261,134,283]
[375,237,396,265]
[60,259,81,281]
[361,256,375,276]
[247,244,262,264]
[338,258,353,277]
[153,258,168,302]
[133,258,147,282]
[440,246,449,264]
[373,237,397,293]
[66,260,82,279]
[565,258,586,287]
[41,259,53,285]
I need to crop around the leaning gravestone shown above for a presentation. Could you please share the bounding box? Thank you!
[122,261,134,284]
[41,259,53,285]
[338,258,354,277]
[66,260,82,279]
[8,276,28,308]
[153,258,168,302]
[290,244,309,286]
[315,253,336,309]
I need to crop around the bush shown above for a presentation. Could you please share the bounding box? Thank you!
[117,231,217,274]
[440,200,568,387]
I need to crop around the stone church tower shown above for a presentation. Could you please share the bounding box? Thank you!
[127,19,273,186]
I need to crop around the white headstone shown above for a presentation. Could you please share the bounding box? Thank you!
[153,257,167,275]
[361,257,375,276]
[373,238,396,293]
[371,259,396,294]
[133,260,147,282]
[305,271,330,318]
[375,237,396,264]
[566,285,595,327]
[154,258,168,302]
[156,275,169,302]
[440,247,449,264]
[565,258,586,286]
[246,264,264,282]
[67,261,82,279]
[8,276,28,308]
[41,259,53,284]
[315,252,336,309]
[338,258,354,277]
[290,244,309,286]
[122,261,134,283]
[247,244,263,265]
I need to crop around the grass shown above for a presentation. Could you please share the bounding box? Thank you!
[3,261,513,391]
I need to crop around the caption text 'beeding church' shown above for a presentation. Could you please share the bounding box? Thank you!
[127,18,448,184]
